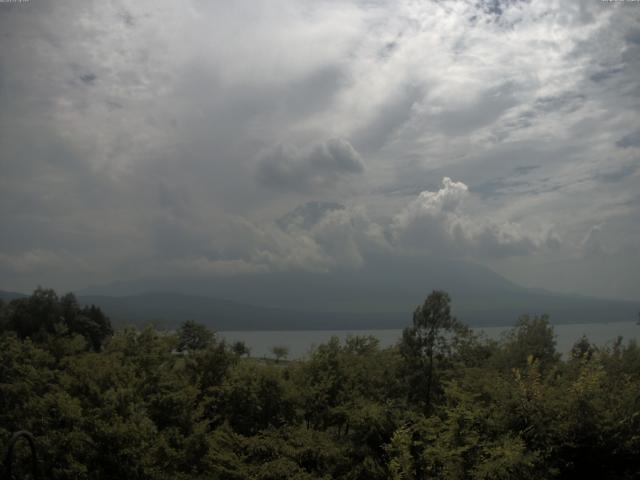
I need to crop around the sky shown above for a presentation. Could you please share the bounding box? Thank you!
[0,0,639,300]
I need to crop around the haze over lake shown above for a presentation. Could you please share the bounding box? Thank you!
[220,322,640,360]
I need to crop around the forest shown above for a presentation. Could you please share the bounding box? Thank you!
[1,287,639,479]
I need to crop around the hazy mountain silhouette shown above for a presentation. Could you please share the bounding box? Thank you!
[75,254,640,329]
[76,292,406,330]
[0,290,27,302]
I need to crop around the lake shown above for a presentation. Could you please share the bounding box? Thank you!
[219,322,640,359]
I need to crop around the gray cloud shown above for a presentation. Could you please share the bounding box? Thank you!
[580,224,607,258]
[257,138,364,191]
[627,30,640,45]
[433,82,520,136]
[616,131,640,149]
[276,201,346,231]
[351,83,424,153]
[592,164,638,183]
[590,68,624,84]
[0,0,639,299]
[79,73,97,85]
[533,93,586,114]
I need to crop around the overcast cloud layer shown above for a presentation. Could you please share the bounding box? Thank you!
[1,0,639,300]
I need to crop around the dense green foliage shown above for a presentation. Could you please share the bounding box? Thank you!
[1,289,639,479]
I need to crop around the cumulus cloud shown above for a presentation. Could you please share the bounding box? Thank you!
[394,177,469,219]
[291,205,389,268]
[156,177,550,278]
[257,138,364,191]
[161,201,391,276]
[255,202,388,271]
[235,178,554,274]
[391,177,553,258]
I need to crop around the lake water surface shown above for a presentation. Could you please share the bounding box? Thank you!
[220,322,640,359]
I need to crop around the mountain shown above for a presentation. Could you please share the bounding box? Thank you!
[77,293,402,331]
[77,254,640,329]
[0,290,27,302]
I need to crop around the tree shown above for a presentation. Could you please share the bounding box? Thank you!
[0,298,7,330]
[187,341,236,393]
[272,346,289,363]
[400,290,465,411]
[570,335,596,362]
[214,363,294,435]
[232,340,251,357]
[501,314,560,372]
[69,302,113,351]
[3,287,61,339]
[1,289,112,351]
[177,320,214,352]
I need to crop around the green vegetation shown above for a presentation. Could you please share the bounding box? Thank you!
[1,288,639,479]
[271,346,290,363]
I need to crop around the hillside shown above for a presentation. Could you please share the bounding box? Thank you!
[75,254,639,329]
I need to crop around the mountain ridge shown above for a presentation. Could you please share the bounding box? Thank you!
[4,255,638,330]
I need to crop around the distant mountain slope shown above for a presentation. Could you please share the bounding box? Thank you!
[81,254,523,308]
[0,290,27,302]
[77,254,640,329]
[77,293,403,331]
[76,292,639,331]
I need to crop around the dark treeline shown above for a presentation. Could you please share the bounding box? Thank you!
[1,288,639,479]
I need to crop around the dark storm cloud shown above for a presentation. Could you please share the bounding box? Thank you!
[257,138,364,191]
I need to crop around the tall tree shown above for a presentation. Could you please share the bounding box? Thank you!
[501,314,559,372]
[400,290,465,411]
[1,289,112,350]
[177,320,214,352]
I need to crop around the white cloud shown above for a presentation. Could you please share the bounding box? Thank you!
[391,177,553,258]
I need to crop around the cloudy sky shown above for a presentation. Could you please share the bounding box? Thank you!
[1,0,639,300]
